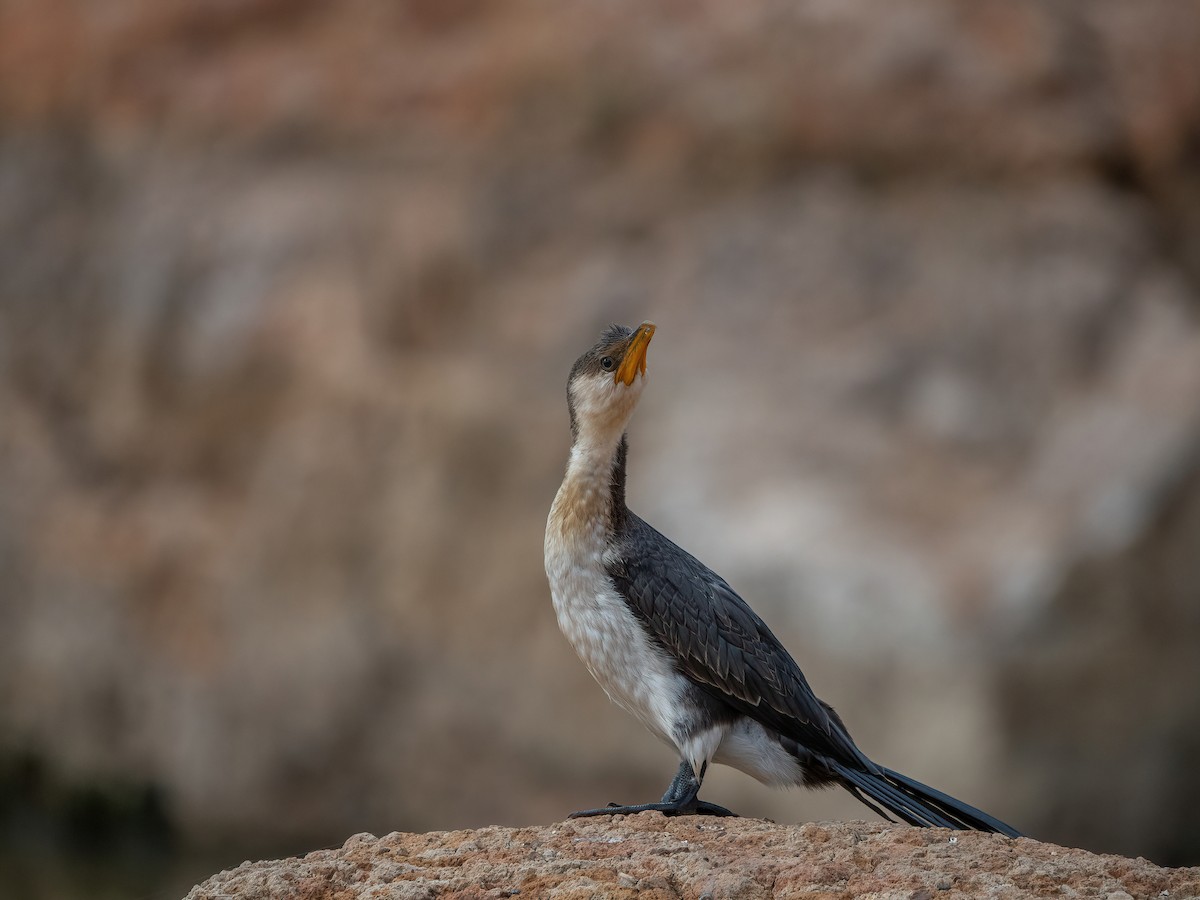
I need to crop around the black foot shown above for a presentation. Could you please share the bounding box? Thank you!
[567,761,741,819]
[567,799,737,818]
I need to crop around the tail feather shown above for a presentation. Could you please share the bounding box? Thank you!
[830,761,1022,837]
[880,767,1022,837]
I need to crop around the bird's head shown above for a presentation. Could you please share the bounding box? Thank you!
[566,321,656,446]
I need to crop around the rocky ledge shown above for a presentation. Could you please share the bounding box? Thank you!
[185,815,1200,899]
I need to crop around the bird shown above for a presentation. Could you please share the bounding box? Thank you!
[543,321,1021,835]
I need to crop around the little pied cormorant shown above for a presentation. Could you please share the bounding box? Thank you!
[544,321,1021,834]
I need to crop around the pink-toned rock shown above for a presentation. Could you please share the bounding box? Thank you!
[185,817,1200,900]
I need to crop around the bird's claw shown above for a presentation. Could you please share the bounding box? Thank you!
[568,799,739,819]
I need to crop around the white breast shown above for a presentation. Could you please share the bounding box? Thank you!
[544,485,685,749]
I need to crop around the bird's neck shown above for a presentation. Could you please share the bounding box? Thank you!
[554,432,628,536]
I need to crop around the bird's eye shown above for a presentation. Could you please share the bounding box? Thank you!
[600,356,615,370]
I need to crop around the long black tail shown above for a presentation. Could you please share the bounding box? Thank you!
[831,761,1022,837]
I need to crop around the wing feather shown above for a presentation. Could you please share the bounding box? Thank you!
[609,514,875,772]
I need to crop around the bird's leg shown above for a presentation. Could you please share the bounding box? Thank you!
[659,760,695,803]
[567,761,739,819]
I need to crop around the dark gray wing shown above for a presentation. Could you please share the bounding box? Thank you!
[609,513,876,772]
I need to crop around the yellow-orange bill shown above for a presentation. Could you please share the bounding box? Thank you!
[615,321,656,386]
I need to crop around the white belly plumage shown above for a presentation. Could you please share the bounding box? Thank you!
[544,532,684,747]
[544,515,803,788]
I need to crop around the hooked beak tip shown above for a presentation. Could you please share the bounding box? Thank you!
[615,321,655,386]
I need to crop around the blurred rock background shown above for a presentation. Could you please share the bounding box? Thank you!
[2,0,1200,893]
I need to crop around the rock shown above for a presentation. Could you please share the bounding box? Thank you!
[184,818,1200,900]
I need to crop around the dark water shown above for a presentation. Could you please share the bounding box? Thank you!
[0,753,255,900]
[0,850,228,900]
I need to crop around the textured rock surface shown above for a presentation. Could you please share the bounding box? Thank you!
[186,817,1200,900]
[3,0,1200,868]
